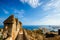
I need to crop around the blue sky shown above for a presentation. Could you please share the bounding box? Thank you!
[0,0,60,25]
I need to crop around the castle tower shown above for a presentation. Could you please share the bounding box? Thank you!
[3,15,14,39]
[3,15,22,40]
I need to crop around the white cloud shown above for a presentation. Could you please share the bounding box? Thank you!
[0,18,5,25]
[33,13,60,25]
[3,9,9,14]
[14,9,25,19]
[20,0,42,8]
[42,0,60,11]
[36,0,60,25]
[20,0,28,3]
[40,14,60,25]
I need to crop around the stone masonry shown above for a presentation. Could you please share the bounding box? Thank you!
[2,15,23,40]
[2,15,43,40]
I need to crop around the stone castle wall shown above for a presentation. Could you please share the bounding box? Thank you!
[3,15,23,40]
[2,15,45,40]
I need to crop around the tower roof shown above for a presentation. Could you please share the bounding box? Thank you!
[4,15,14,24]
[19,21,22,24]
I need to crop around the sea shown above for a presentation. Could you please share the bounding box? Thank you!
[0,25,60,31]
